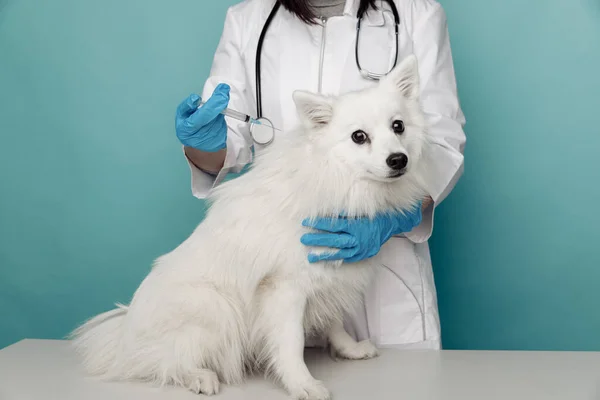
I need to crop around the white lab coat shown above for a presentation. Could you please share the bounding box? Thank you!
[187,0,466,349]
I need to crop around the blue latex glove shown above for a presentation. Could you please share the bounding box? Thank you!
[175,83,230,152]
[300,205,422,263]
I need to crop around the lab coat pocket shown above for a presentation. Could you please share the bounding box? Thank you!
[366,238,427,347]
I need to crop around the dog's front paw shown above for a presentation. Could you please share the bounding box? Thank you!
[186,369,220,396]
[289,379,331,400]
[332,339,379,360]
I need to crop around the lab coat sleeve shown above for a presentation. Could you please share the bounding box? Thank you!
[404,1,466,243]
[186,7,253,199]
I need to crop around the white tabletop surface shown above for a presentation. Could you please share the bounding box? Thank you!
[1,339,600,400]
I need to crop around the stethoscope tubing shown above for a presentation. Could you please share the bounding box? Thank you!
[253,0,400,145]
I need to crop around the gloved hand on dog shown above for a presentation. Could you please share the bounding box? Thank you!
[300,203,423,263]
[175,83,230,152]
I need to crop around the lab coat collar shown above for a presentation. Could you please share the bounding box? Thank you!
[263,0,386,27]
[343,0,386,26]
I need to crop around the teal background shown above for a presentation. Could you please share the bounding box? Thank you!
[0,0,599,350]
[430,0,600,350]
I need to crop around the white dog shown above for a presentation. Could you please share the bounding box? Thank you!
[71,54,429,400]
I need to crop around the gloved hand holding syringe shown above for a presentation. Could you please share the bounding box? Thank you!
[175,83,278,152]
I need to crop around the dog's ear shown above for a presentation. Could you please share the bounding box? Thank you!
[292,90,334,129]
[380,54,420,99]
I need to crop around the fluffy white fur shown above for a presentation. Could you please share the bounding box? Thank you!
[70,55,429,400]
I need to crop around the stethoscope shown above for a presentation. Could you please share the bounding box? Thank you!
[250,0,401,146]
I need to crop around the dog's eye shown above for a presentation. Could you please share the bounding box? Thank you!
[392,120,405,134]
[351,130,369,145]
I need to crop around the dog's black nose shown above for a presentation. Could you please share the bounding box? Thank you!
[386,153,408,170]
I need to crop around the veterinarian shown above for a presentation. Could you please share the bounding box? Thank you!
[175,0,465,350]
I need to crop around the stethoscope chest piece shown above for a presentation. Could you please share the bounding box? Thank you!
[250,117,275,146]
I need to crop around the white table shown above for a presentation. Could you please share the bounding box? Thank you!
[1,339,600,400]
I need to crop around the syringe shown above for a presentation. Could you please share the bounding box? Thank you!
[198,101,264,126]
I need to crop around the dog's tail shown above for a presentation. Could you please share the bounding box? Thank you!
[69,303,128,376]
